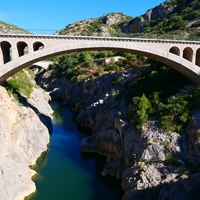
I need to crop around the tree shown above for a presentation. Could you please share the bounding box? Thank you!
[133,94,152,129]
[79,52,92,63]
[158,95,190,132]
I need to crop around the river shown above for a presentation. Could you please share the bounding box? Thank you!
[26,101,123,200]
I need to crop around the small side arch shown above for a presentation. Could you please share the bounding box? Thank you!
[33,41,45,51]
[196,48,200,67]
[17,41,28,57]
[1,41,12,64]
[169,46,180,56]
[183,47,193,62]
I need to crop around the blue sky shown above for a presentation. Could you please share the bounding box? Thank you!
[1,0,165,34]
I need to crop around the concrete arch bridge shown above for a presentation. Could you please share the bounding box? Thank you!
[0,34,200,84]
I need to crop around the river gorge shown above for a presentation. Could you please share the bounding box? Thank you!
[1,64,200,200]
[26,101,123,200]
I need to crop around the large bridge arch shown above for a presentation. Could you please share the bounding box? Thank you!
[1,40,200,84]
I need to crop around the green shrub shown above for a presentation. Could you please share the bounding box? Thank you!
[165,152,181,167]
[6,70,33,98]
[112,76,123,86]
[97,66,104,76]
[158,95,191,132]
[117,60,193,131]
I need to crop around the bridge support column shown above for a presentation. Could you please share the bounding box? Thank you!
[193,53,196,65]
[28,45,34,54]
[180,51,183,58]
[11,47,19,60]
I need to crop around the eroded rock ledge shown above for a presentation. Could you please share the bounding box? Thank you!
[37,67,200,200]
[0,86,53,200]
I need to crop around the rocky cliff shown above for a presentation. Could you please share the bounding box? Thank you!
[121,3,169,34]
[57,3,171,36]
[37,65,200,199]
[0,85,53,200]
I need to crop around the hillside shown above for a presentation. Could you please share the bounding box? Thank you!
[57,0,200,39]
[1,0,199,38]
[0,20,29,34]
[57,12,133,36]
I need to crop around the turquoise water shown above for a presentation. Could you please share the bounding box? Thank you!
[27,101,123,200]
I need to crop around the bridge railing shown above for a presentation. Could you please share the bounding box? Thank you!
[0,32,200,42]
[105,32,200,41]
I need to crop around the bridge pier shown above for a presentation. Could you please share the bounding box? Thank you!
[28,45,34,54]
[193,53,196,65]
[11,47,19,61]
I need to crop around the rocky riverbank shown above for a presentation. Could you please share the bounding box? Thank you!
[0,83,53,200]
[37,66,200,200]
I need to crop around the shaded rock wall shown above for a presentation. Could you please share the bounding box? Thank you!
[121,3,170,34]
[37,67,200,200]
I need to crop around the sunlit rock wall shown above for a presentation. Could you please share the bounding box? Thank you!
[0,86,51,200]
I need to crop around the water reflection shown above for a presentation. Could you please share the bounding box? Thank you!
[31,149,49,174]
[52,108,64,124]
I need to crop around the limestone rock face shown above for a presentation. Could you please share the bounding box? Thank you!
[0,86,50,200]
[102,13,126,26]
[122,163,188,200]
[96,26,111,37]
[144,3,169,21]
[121,17,144,34]
[183,108,200,169]
[120,3,169,34]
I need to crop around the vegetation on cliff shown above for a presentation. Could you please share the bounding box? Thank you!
[56,0,200,40]
[46,48,200,133]
[57,13,133,36]
[48,51,146,82]
[143,0,200,38]
[0,20,29,34]
[5,69,34,100]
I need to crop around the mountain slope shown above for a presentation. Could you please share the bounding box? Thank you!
[0,20,29,34]
[57,0,200,39]
[57,12,133,36]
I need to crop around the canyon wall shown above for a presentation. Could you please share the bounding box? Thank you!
[0,86,53,200]
[38,67,200,200]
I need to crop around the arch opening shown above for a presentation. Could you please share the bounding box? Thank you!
[169,46,180,56]
[1,41,12,64]
[33,42,44,51]
[183,47,193,62]
[196,48,200,67]
[17,41,28,57]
